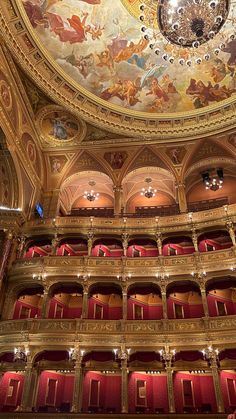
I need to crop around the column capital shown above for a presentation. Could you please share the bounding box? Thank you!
[113,185,123,193]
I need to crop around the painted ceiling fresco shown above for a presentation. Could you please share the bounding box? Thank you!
[22,0,236,114]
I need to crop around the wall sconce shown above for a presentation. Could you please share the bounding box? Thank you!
[201,346,219,364]
[113,347,131,361]
[14,347,29,362]
[32,272,47,281]
[156,272,169,279]
[68,348,85,361]
[191,271,206,278]
[159,348,176,368]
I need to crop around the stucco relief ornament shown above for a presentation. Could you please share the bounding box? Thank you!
[0,80,12,111]
[36,106,86,147]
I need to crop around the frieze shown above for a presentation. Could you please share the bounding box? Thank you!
[208,317,236,330]
[0,317,235,342]
[9,249,236,279]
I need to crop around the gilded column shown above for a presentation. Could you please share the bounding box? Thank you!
[113,186,123,216]
[166,366,175,413]
[176,182,187,213]
[200,287,209,317]
[82,285,89,318]
[87,230,94,257]
[226,220,236,246]
[122,232,129,257]
[16,235,26,259]
[2,288,15,319]
[71,355,83,413]
[0,229,14,284]
[210,357,224,413]
[156,232,162,256]
[160,282,168,319]
[192,227,199,252]
[41,285,50,318]
[122,285,128,320]
[121,358,128,413]
[51,234,59,255]
[42,189,60,218]
[20,359,35,411]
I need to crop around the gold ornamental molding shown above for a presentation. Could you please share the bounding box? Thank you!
[1,1,236,141]
[21,203,236,235]
[8,248,236,280]
[0,317,236,346]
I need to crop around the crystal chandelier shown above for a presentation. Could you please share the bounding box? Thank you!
[140,177,157,198]
[139,0,236,66]
[83,181,99,202]
[201,168,224,191]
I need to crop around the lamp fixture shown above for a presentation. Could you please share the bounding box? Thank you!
[83,181,99,202]
[141,177,157,199]
[68,347,85,361]
[113,346,131,361]
[14,347,29,362]
[139,0,236,66]
[201,168,224,191]
[201,346,219,363]
[159,347,176,367]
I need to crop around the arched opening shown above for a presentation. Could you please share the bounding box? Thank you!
[219,348,236,414]
[122,167,177,216]
[167,282,204,319]
[127,284,162,320]
[82,351,121,413]
[91,239,123,257]
[173,351,216,414]
[56,238,88,256]
[34,350,73,413]
[0,351,25,412]
[48,284,83,319]
[59,171,114,217]
[198,230,231,252]
[127,239,158,258]
[88,284,122,320]
[12,285,44,319]
[185,159,236,211]
[128,351,167,414]
[206,278,236,317]
[162,236,194,256]
[24,239,52,258]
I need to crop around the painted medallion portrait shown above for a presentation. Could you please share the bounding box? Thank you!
[22,0,236,114]
[41,110,79,141]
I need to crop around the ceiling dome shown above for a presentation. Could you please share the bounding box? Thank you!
[17,0,236,116]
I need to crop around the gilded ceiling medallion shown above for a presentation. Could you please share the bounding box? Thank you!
[36,106,86,148]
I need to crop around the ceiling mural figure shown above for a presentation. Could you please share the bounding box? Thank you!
[36,106,85,147]
[44,111,79,141]
[21,0,236,114]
